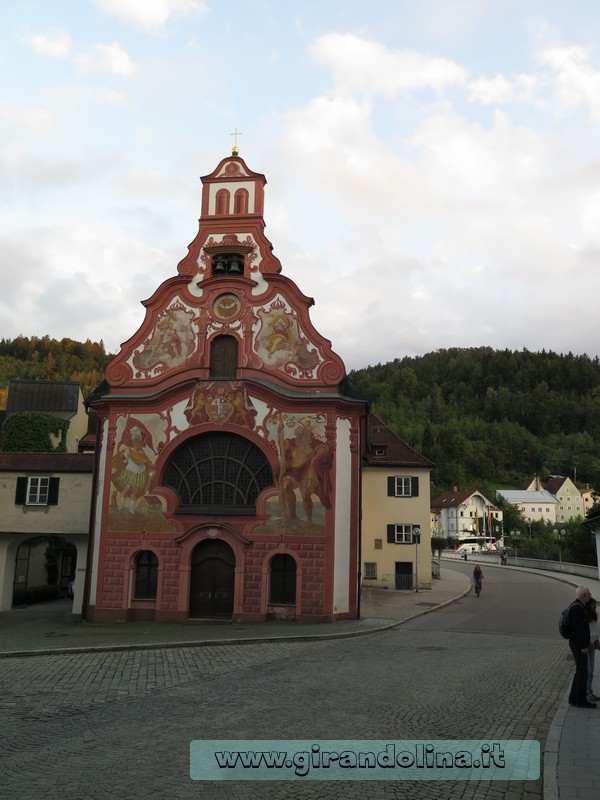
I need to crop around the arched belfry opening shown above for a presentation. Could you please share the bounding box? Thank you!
[211,252,244,276]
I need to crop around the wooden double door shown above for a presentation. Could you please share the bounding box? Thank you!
[189,539,235,618]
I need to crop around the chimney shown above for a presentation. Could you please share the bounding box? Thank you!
[452,485,458,493]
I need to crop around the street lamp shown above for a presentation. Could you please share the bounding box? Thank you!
[553,528,566,563]
[413,527,421,593]
[510,529,520,564]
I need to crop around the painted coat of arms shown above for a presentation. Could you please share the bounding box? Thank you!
[184,383,257,429]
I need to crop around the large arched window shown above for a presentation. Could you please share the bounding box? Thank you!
[270,554,297,604]
[134,550,158,599]
[210,334,238,378]
[163,433,274,515]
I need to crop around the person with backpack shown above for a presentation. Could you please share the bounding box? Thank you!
[473,565,483,597]
[585,597,600,703]
[567,586,595,708]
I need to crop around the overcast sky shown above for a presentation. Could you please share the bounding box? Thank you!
[2,1,600,371]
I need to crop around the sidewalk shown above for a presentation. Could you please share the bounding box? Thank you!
[537,570,600,800]
[0,566,471,658]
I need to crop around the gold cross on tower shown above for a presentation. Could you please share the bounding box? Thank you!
[230,128,242,155]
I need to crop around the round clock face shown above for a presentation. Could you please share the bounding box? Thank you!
[213,293,241,320]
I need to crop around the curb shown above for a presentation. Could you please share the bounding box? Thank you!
[543,689,570,800]
[0,583,471,659]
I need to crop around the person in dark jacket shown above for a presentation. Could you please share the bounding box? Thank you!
[568,586,594,708]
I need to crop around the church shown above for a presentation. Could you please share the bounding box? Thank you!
[84,148,368,623]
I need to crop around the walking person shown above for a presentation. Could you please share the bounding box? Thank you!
[473,565,483,597]
[567,586,595,709]
[586,596,600,703]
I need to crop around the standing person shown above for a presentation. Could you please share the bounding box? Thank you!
[586,597,600,703]
[567,586,595,708]
[473,565,483,597]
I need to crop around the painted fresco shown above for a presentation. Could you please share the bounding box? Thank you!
[131,302,198,377]
[254,413,332,536]
[255,300,320,374]
[109,415,175,532]
[184,383,256,428]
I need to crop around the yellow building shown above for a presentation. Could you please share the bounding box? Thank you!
[361,416,434,590]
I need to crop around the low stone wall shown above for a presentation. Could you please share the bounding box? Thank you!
[441,551,599,581]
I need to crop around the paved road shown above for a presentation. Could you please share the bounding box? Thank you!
[0,567,575,800]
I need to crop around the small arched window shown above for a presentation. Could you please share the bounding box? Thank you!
[234,188,249,214]
[215,189,230,215]
[270,554,297,604]
[210,334,238,378]
[134,550,158,599]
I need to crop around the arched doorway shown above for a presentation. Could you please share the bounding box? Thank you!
[12,536,77,607]
[189,539,235,618]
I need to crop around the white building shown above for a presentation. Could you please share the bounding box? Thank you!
[496,489,557,525]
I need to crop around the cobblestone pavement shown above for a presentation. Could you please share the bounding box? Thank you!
[0,621,572,800]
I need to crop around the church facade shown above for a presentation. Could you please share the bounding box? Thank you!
[85,152,367,623]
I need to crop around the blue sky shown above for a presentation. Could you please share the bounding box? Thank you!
[2,1,600,370]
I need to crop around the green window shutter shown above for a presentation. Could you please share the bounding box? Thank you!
[387,524,396,543]
[48,478,60,506]
[387,477,396,496]
[15,477,27,505]
[411,477,419,497]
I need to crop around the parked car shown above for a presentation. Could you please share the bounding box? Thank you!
[455,544,479,555]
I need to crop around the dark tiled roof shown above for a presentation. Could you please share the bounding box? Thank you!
[78,432,97,450]
[0,452,94,472]
[431,489,476,509]
[431,488,498,511]
[6,381,81,415]
[363,414,434,468]
[545,475,567,495]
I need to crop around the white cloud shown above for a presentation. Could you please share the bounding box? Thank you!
[468,72,541,105]
[268,30,600,367]
[76,42,136,75]
[536,44,600,122]
[25,29,72,58]
[0,102,52,136]
[87,87,127,106]
[311,33,468,97]
[92,0,208,33]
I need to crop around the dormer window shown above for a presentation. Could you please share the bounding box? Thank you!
[212,253,244,277]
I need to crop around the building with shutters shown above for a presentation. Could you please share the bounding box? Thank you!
[360,416,434,590]
[0,381,94,611]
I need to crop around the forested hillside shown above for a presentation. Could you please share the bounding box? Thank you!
[3,338,600,502]
[350,347,600,496]
[0,336,112,409]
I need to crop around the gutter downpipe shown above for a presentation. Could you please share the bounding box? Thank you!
[356,407,368,620]
[81,411,102,621]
